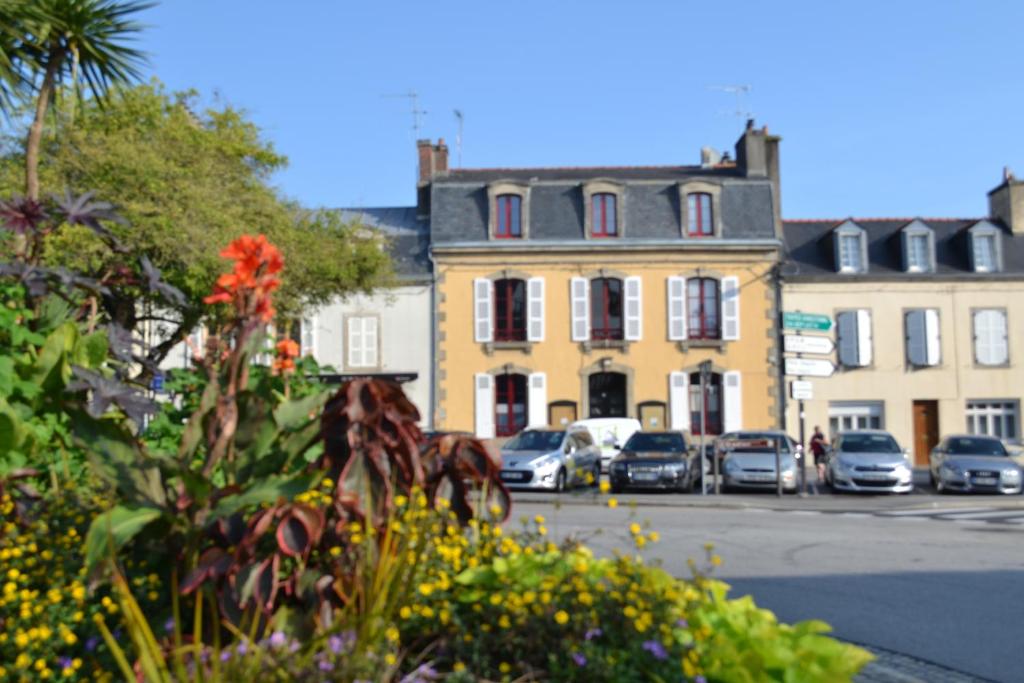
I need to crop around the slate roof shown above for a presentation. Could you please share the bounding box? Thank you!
[782,218,1024,279]
[336,207,430,281]
[430,166,777,244]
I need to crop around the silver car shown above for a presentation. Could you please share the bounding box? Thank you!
[826,430,913,494]
[929,434,1023,494]
[499,428,602,492]
[717,431,799,493]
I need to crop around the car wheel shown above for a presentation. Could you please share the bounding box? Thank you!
[554,468,567,493]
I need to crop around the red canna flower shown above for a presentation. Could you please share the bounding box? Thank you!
[203,234,284,321]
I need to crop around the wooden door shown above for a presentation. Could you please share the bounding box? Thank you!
[912,400,939,466]
[638,402,667,430]
[548,401,577,428]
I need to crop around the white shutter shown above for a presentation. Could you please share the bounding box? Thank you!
[527,277,545,342]
[993,311,1008,365]
[924,309,941,366]
[300,316,316,358]
[976,310,1009,365]
[570,277,590,342]
[347,318,362,367]
[723,371,743,432]
[667,276,687,341]
[837,311,858,367]
[905,310,926,366]
[363,317,378,367]
[473,278,493,343]
[624,276,642,341]
[721,276,740,341]
[856,309,873,367]
[669,372,690,431]
[474,373,495,439]
[527,372,547,427]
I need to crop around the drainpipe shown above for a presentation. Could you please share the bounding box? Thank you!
[428,247,438,431]
[773,263,787,433]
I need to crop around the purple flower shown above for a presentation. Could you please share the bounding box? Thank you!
[328,634,344,654]
[695,677,707,683]
[219,650,232,662]
[58,657,73,670]
[268,631,287,648]
[584,627,602,641]
[85,636,100,653]
[318,659,335,672]
[572,652,587,667]
[235,641,248,656]
[676,618,688,628]
[164,618,175,633]
[642,640,668,661]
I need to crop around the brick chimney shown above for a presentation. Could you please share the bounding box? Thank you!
[416,139,448,219]
[988,168,1024,235]
[735,120,783,236]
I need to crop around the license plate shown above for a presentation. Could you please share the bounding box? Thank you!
[500,471,525,482]
[745,473,775,482]
[632,472,659,482]
[858,472,891,480]
[973,477,998,486]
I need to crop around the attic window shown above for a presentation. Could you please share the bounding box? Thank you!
[968,222,1003,273]
[901,222,935,273]
[833,222,867,274]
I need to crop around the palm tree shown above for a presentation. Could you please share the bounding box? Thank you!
[0,1,45,117]
[20,0,152,200]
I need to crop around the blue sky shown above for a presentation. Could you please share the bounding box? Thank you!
[141,0,1023,218]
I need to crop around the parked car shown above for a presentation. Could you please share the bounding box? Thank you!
[715,431,799,493]
[570,417,642,473]
[608,431,693,493]
[825,430,913,494]
[929,435,1023,494]
[498,427,601,492]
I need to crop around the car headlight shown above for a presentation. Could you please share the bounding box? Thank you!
[611,461,627,473]
[532,455,560,471]
[781,459,797,473]
[941,461,962,475]
[723,459,740,473]
[1002,468,1022,481]
[836,459,855,474]
[664,461,687,473]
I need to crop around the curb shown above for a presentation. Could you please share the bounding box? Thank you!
[850,641,997,683]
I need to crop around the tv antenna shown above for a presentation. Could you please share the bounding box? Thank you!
[708,84,753,119]
[381,90,427,137]
[453,109,464,167]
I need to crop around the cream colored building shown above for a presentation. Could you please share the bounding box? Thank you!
[781,176,1024,464]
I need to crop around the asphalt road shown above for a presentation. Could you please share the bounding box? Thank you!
[507,488,1024,682]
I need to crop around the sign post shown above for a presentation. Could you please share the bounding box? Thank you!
[698,360,714,495]
[782,312,833,332]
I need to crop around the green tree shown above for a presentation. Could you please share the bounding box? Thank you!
[0,81,392,367]
[5,0,151,199]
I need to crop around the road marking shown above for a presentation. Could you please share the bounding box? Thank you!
[879,507,992,517]
[940,510,1024,521]
[839,512,870,518]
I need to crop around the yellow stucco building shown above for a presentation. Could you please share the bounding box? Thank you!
[419,124,786,439]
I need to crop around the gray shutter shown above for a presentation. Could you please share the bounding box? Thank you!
[527,277,545,342]
[624,276,642,341]
[721,276,740,340]
[837,311,859,367]
[905,310,927,366]
[474,278,493,343]
[570,277,590,341]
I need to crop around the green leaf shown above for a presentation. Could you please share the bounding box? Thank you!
[0,400,24,454]
[177,379,218,462]
[30,322,77,391]
[73,412,167,507]
[208,474,315,521]
[75,331,109,368]
[273,390,329,431]
[84,505,163,575]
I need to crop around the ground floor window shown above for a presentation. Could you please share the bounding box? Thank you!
[688,372,722,436]
[966,400,1019,441]
[828,401,884,435]
[495,373,528,437]
[588,372,627,417]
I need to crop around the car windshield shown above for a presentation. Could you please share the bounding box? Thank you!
[623,433,685,452]
[945,437,1008,456]
[504,431,564,452]
[719,433,790,453]
[839,434,901,453]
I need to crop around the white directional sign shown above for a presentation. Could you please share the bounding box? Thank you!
[785,357,835,378]
[784,334,835,355]
[790,380,814,400]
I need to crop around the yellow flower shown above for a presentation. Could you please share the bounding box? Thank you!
[399,606,413,619]
[599,480,611,493]
[499,662,511,674]
[554,610,569,625]
[385,626,400,642]
[648,531,660,543]
[607,498,619,509]
[418,583,434,596]
[498,614,511,629]
[385,653,397,666]
[533,514,545,525]
[453,662,466,673]
[629,522,642,535]
[710,554,722,567]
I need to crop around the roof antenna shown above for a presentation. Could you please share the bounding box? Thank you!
[707,84,753,120]
[381,90,427,137]
[453,109,464,167]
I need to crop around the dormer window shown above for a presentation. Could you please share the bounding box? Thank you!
[833,221,867,274]
[678,181,722,238]
[583,180,624,239]
[495,194,522,238]
[687,193,713,237]
[901,221,935,273]
[968,222,1002,273]
[591,193,617,237]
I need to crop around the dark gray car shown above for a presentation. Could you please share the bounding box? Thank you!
[608,431,692,493]
[499,428,601,492]
[929,434,1023,494]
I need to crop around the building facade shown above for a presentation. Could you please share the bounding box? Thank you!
[422,124,786,439]
[781,173,1024,462]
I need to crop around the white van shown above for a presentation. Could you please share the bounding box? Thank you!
[570,417,643,473]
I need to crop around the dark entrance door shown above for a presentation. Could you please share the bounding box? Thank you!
[912,400,939,466]
[589,372,627,418]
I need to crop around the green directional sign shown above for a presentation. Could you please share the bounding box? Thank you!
[782,311,833,332]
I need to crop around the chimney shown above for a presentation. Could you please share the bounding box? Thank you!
[988,168,1024,235]
[700,146,722,168]
[416,138,449,219]
[735,120,783,236]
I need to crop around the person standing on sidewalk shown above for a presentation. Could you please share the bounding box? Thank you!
[809,426,829,483]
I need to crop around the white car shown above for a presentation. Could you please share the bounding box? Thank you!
[569,417,642,473]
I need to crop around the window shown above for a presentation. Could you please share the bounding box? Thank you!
[966,400,1019,441]
[591,193,617,237]
[838,234,862,272]
[828,402,884,436]
[688,372,722,436]
[495,373,528,437]
[906,234,930,272]
[905,309,940,367]
[347,316,378,368]
[493,278,526,342]
[590,278,623,341]
[687,193,713,237]
[836,310,872,367]
[973,234,996,272]
[687,278,720,340]
[973,309,1009,366]
[495,194,522,238]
